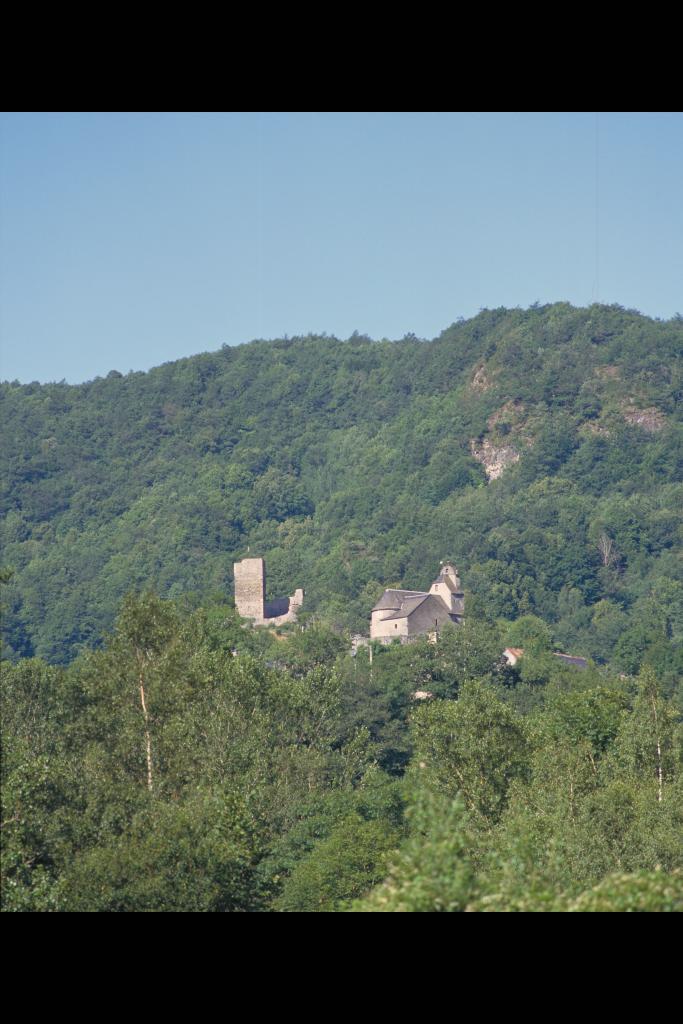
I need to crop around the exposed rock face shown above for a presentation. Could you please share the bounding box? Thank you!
[470,364,493,392]
[470,438,521,480]
[622,404,665,432]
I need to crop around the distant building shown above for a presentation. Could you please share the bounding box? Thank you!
[234,557,303,626]
[502,647,524,666]
[551,652,588,669]
[503,647,588,669]
[371,563,464,643]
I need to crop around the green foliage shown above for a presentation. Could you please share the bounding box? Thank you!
[275,813,399,912]
[264,765,405,911]
[567,870,683,913]
[2,304,680,669]
[63,791,260,913]
[353,789,475,912]
[2,302,683,911]
[2,588,682,912]
[409,682,531,825]
[1,593,362,911]
[542,686,628,755]
[271,621,347,676]
[611,666,682,797]
[505,615,553,655]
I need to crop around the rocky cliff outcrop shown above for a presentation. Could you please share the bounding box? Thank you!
[470,438,521,480]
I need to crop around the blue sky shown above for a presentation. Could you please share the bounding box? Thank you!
[1,112,681,383]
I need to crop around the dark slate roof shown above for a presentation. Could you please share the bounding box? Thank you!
[381,593,431,620]
[552,652,589,668]
[382,593,458,622]
[372,589,427,612]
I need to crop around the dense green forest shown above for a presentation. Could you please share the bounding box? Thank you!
[2,302,682,911]
[2,303,682,678]
[2,598,682,911]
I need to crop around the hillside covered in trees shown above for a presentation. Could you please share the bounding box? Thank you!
[2,301,682,912]
[2,302,682,682]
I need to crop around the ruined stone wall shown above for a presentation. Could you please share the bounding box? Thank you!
[261,588,303,627]
[234,558,265,620]
[234,558,304,626]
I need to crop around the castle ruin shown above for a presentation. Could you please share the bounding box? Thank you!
[234,557,304,626]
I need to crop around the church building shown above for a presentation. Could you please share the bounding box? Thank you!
[370,563,464,643]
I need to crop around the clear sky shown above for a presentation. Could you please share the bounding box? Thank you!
[1,112,681,383]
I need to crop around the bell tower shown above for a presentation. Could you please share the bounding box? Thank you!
[440,562,461,591]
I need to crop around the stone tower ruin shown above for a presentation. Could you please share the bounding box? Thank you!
[234,557,266,620]
[234,556,303,626]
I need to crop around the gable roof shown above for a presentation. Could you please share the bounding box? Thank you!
[552,652,589,668]
[381,593,431,620]
[380,592,457,622]
[372,589,426,612]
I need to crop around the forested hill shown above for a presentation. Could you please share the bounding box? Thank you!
[2,302,682,669]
